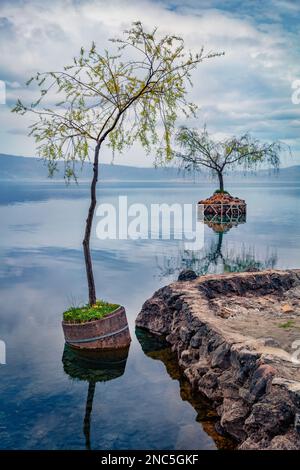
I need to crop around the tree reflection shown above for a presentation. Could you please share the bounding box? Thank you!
[62,345,130,449]
[156,213,277,279]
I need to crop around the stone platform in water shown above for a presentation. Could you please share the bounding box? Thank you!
[136,270,300,449]
[199,192,246,222]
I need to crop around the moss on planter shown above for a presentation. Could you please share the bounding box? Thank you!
[214,189,230,195]
[63,300,120,324]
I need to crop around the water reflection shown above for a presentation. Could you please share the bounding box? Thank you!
[0,181,298,449]
[135,328,236,450]
[157,213,277,279]
[62,345,130,449]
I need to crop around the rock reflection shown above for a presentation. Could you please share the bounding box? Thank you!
[135,328,236,450]
[157,213,277,279]
[62,345,130,449]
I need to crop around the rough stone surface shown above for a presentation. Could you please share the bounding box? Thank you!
[178,269,198,282]
[136,269,300,450]
[198,192,247,219]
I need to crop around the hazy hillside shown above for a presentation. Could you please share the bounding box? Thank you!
[0,153,299,182]
[0,154,184,181]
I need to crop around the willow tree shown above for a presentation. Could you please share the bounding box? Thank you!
[13,22,220,306]
[176,126,283,192]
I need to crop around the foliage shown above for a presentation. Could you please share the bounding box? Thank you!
[63,300,120,323]
[214,189,230,194]
[278,320,295,329]
[12,22,223,306]
[175,126,285,182]
[12,22,222,180]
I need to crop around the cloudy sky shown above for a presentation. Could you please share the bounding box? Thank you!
[0,0,299,166]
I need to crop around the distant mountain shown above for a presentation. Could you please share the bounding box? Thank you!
[255,165,300,180]
[0,154,184,181]
[0,153,299,182]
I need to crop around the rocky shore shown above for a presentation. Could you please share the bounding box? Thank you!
[136,270,300,450]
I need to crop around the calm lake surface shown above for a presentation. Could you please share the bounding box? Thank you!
[0,179,299,450]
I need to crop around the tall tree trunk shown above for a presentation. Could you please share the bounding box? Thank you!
[83,142,100,306]
[217,170,224,192]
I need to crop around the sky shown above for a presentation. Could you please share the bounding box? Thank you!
[0,0,299,167]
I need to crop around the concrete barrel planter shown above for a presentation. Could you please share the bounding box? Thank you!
[62,306,131,350]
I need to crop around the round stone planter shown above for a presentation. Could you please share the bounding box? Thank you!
[62,306,131,350]
[198,193,247,221]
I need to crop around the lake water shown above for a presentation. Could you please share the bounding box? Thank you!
[0,179,299,450]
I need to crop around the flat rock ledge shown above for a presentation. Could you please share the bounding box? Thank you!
[136,270,300,450]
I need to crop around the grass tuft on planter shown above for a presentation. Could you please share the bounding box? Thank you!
[214,189,230,195]
[63,300,120,323]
